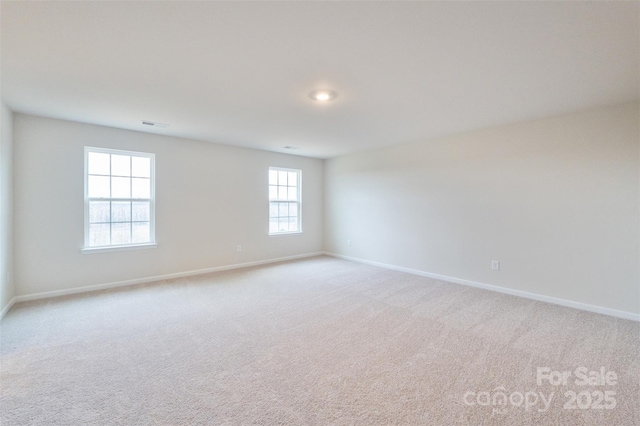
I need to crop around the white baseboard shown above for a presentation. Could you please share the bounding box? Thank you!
[324,252,640,322]
[10,252,324,306]
[0,297,16,321]
[7,251,638,323]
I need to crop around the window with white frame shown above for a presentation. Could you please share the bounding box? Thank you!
[84,147,155,249]
[269,167,301,234]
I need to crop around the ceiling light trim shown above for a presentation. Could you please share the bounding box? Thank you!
[309,90,338,102]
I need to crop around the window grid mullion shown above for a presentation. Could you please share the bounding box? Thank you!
[109,155,112,245]
[130,156,133,242]
[268,168,301,234]
[86,148,154,248]
[88,198,151,202]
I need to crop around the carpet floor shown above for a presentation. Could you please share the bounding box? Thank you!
[1,256,638,425]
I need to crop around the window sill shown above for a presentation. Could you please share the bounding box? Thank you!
[268,231,303,237]
[81,243,158,254]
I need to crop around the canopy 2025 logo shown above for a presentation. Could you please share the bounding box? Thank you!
[462,366,618,414]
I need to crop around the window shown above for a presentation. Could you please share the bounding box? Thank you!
[84,147,155,251]
[269,167,301,234]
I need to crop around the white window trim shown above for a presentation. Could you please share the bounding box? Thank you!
[268,167,302,236]
[83,146,156,253]
[81,243,157,254]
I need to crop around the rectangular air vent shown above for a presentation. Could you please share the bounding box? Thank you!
[141,120,169,128]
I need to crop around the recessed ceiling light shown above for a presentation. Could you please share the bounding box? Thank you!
[309,90,337,102]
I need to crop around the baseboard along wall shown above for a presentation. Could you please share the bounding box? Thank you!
[3,251,638,322]
[0,252,323,320]
[323,252,640,322]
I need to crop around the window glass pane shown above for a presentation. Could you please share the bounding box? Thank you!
[111,223,132,245]
[278,217,289,232]
[288,187,297,201]
[88,152,110,175]
[278,171,288,186]
[112,177,131,198]
[269,170,278,185]
[132,222,150,243]
[88,175,110,198]
[111,155,131,176]
[289,202,298,217]
[132,178,150,199]
[89,201,110,223]
[89,223,110,246]
[86,148,155,248]
[269,202,279,218]
[132,202,150,222]
[278,186,287,200]
[288,172,297,187]
[278,203,288,217]
[111,201,131,222]
[268,168,301,234]
[131,156,150,178]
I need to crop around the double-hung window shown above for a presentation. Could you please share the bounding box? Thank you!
[269,167,301,234]
[84,147,155,251]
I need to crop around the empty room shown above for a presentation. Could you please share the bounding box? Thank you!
[0,1,638,425]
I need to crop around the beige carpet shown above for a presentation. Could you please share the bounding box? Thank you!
[1,256,638,425]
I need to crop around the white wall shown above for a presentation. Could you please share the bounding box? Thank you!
[0,101,14,313]
[14,114,323,296]
[325,102,640,315]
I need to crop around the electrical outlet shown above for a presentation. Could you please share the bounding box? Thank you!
[236,245,242,252]
[347,239,351,247]
[491,260,500,270]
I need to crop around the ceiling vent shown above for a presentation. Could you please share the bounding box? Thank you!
[141,120,169,128]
